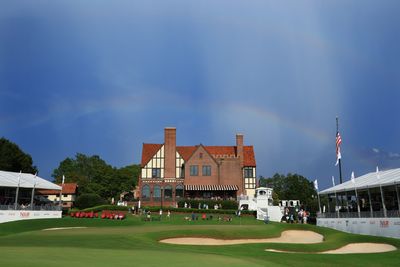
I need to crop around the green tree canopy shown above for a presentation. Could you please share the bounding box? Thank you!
[0,137,38,174]
[259,173,318,211]
[52,153,140,200]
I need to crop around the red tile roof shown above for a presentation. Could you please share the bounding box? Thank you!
[37,183,78,195]
[141,144,163,166]
[141,144,256,167]
[243,146,256,166]
[176,146,197,161]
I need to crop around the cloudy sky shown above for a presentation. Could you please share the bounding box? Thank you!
[1,1,400,189]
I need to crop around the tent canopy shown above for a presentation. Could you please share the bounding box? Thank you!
[320,168,400,195]
[0,170,61,190]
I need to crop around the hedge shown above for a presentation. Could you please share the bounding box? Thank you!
[82,205,130,212]
[75,193,106,209]
[141,206,256,216]
[177,199,238,210]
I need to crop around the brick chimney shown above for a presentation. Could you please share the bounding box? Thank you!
[164,127,176,178]
[236,133,244,167]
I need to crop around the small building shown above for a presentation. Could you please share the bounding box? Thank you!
[38,183,78,208]
[138,127,257,207]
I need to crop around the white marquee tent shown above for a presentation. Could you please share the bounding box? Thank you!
[0,170,61,190]
[320,168,400,195]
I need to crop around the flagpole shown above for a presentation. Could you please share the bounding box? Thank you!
[377,167,387,218]
[336,117,343,184]
[59,175,65,209]
[14,171,22,210]
[30,173,37,210]
[332,176,339,218]
[314,180,321,214]
[367,187,373,218]
[351,172,361,218]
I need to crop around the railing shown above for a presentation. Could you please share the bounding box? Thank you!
[318,210,400,218]
[237,195,249,201]
[0,204,61,211]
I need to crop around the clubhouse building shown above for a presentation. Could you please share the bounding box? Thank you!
[138,127,256,207]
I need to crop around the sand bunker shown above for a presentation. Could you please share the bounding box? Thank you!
[265,243,396,254]
[160,230,323,245]
[42,227,88,231]
[321,243,396,254]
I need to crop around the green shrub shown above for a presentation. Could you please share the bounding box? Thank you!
[74,193,106,209]
[82,205,129,212]
[141,206,255,216]
[177,199,238,210]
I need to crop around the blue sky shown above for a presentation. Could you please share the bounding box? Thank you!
[1,1,400,189]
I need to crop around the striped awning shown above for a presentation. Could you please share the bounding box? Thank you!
[184,184,239,191]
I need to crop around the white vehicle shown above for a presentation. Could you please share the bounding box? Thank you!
[238,187,300,222]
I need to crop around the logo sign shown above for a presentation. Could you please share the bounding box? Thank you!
[20,211,30,218]
[380,220,389,228]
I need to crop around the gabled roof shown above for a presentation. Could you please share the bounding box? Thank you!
[141,144,163,166]
[320,168,400,195]
[0,170,61,190]
[38,183,78,195]
[243,146,256,166]
[176,146,197,160]
[62,183,78,194]
[186,144,220,165]
[141,144,256,166]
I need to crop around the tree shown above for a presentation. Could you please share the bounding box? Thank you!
[52,153,140,201]
[0,137,38,173]
[116,164,140,191]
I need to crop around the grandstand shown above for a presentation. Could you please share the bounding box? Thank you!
[317,168,400,238]
[0,170,62,223]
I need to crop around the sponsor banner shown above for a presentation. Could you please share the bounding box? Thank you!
[317,217,400,239]
[0,210,62,224]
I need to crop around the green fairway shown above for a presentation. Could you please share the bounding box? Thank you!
[1,214,399,267]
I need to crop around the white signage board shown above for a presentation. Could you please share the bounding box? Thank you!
[317,217,400,239]
[0,210,62,224]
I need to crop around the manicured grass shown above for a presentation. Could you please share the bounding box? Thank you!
[1,213,399,267]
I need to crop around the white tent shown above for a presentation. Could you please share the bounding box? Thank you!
[0,170,61,190]
[320,168,400,194]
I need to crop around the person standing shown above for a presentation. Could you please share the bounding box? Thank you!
[167,210,171,220]
[303,210,308,224]
[159,209,163,220]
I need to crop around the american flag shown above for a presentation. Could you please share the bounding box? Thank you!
[335,132,342,166]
